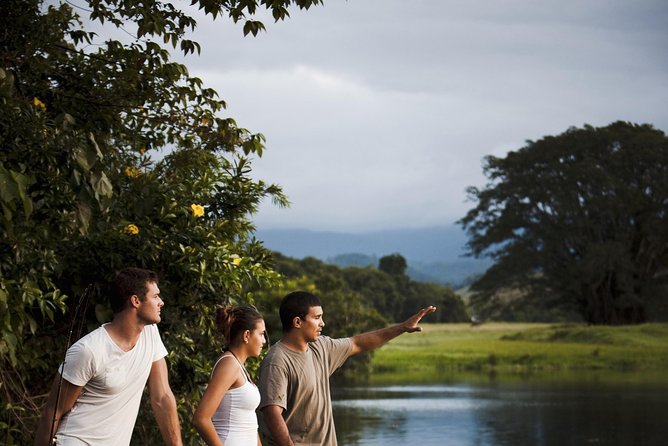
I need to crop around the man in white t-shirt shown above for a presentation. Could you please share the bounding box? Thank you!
[34,267,183,446]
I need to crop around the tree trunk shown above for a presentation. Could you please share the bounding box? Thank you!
[585,272,647,324]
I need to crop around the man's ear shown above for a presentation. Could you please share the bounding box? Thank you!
[129,294,141,308]
[292,316,301,329]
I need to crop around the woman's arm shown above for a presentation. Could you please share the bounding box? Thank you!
[192,356,241,446]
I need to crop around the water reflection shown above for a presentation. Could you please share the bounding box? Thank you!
[332,381,668,445]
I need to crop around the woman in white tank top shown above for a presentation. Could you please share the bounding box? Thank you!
[193,305,267,446]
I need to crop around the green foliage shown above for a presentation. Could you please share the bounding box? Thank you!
[340,261,406,321]
[378,253,407,276]
[268,253,470,326]
[0,0,328,444]
[341,254,469,323]
[460,122,668,325]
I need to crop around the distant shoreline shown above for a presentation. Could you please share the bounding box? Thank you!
[370,322,668,384]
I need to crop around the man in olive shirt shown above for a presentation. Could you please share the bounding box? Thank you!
[258,290,435,446]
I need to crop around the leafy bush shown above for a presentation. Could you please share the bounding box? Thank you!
[0,1,324,444]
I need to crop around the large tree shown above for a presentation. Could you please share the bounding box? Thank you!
[1,0,323,444]
[459,122,668,325]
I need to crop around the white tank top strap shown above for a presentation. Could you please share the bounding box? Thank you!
[211,352,233,373]
[213,351,251,384]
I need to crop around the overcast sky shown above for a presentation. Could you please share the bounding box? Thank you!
[178,0,668,233]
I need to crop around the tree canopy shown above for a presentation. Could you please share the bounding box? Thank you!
[378,253,408,277]
[459,122,668,325]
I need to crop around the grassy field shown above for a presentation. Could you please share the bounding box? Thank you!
[370,322,668,384]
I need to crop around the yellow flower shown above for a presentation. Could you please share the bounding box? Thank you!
[33,97,46,112]
[123,166,142,178]
[124,224,140,235]
[190,204,205,218]
[231,257,242,266]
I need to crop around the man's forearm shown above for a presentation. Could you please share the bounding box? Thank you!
[351,323,406,354]
[351,306,437,355]
[151,391,183,446]
[34,375,83,446]
[263,406,294,446]
[34,404,58,446]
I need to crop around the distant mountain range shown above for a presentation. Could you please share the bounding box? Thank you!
[253,225,492,288]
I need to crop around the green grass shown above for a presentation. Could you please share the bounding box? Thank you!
[370,322,668,384]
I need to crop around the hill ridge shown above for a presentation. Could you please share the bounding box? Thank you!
[254,225,491,287]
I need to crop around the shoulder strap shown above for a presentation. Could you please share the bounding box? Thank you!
[212,352,252,383]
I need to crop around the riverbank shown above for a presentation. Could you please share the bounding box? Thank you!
[370,322,668,384]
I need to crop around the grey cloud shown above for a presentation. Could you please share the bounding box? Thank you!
[174,0,668,231]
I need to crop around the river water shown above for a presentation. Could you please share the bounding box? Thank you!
[331,379,668,445]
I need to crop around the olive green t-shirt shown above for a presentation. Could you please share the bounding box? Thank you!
[258,336,353,446]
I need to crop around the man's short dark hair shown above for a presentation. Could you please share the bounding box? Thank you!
[279,291,321,332]
[110,267,159,313]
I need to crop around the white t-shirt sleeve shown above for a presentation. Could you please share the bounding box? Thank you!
[147,324,168,362]
[60,341,96,387]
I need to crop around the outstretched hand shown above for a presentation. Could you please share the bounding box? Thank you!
[350,305,438,355]
[403,306,437,333]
